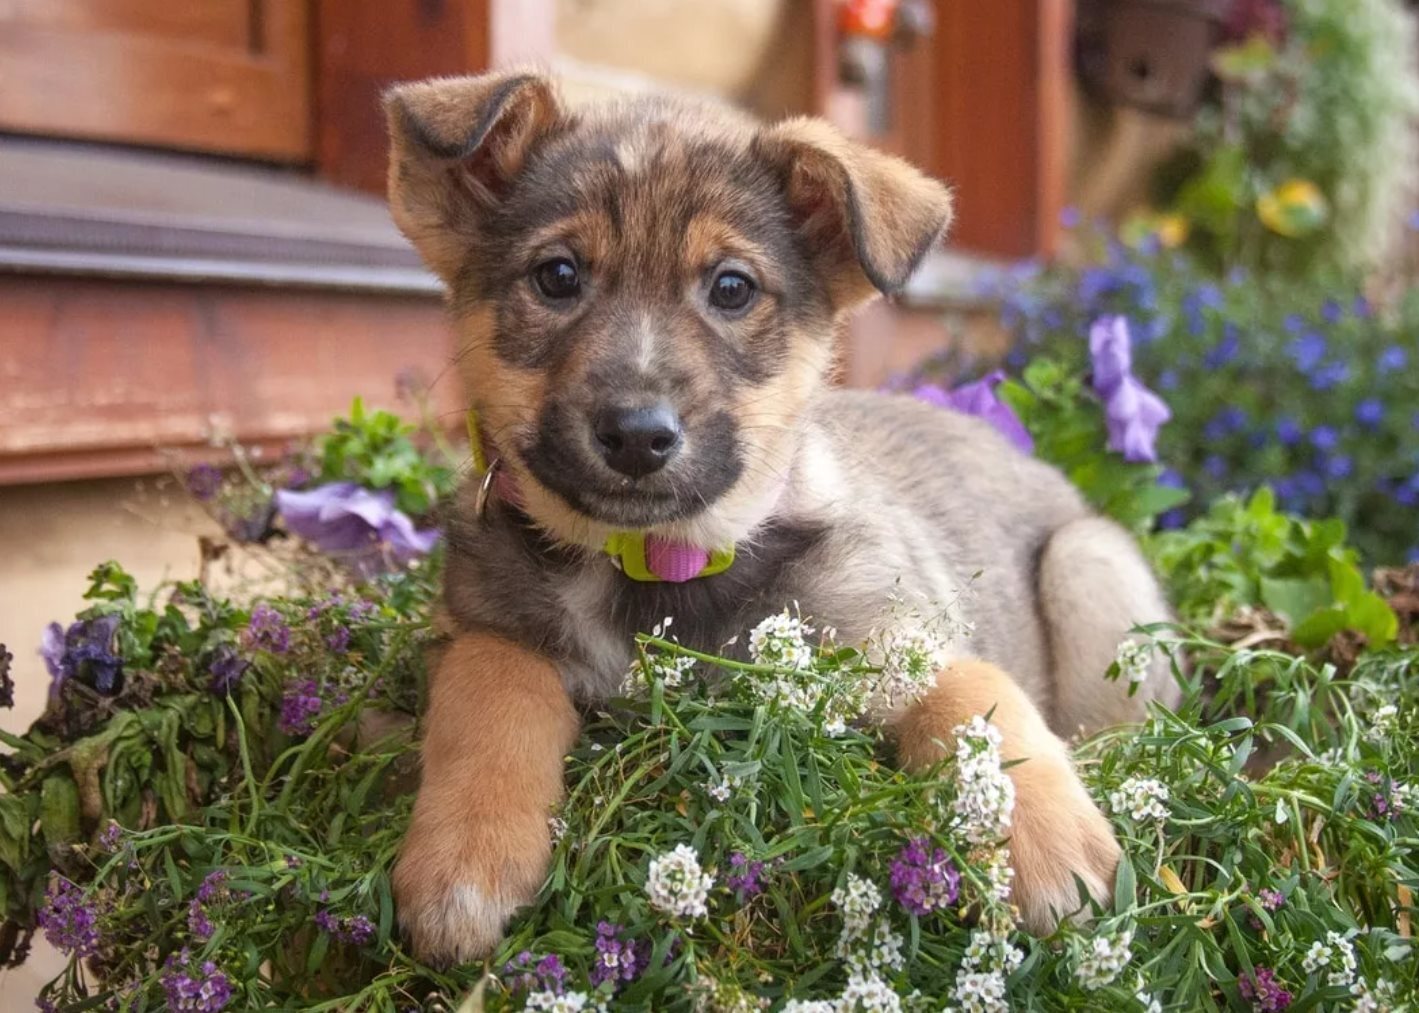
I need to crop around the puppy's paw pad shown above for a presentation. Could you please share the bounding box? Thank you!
[1008,773,1122,935]
[396,878,514,965]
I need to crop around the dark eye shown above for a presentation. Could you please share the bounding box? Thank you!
[533,258,581,300]
[709,270,756,313]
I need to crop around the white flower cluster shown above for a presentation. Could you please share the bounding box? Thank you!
[646,843,714,918]
[526,991,603,1011]
[1073,927,1134,990]
[691,978,770,1012]
[946,927,1024,1013]
[1365,703,1400,743]
[978,848,1015,904]
[1114,639,1157,687]
[704,773,742,803]
[861,616,952,716]
[1352,977,1400,1013]
[1108,777,1171,824]
[948,717,1016,845]
[623,650,697,693]
[782,1003,838,1013]
[831,875,882,939]
[1302,930,1358,987]
[749,610,817,671]
[836,972,904,1012]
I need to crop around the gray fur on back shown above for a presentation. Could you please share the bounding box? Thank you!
[441,388,1163,727]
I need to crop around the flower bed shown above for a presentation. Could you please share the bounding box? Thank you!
[0,399,1416,1011]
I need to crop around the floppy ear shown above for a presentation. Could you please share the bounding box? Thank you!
[384,72,568,283]
[754,117,953,309]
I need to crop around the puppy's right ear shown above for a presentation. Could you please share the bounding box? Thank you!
[384,73,567,283]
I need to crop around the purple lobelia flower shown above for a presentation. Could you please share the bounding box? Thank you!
[41,614,124,697]
[589,921,651,990]
[914,371,1034,454]
[725,852,767,901]
[185,464,224,502]
[242,604,290,654]
[161,949,234,1012]
[1089,316,1171,463]
[1238,966,1293,1011]
[207,645,249,695]
[888,837,960,917]
[274,482,438,574]
[37,878,102,957]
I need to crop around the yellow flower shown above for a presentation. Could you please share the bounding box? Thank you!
[1257,179,1328,237]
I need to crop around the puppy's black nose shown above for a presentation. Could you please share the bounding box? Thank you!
[593,404,683,477]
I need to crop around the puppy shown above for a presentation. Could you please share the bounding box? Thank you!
[383,71,1179,964]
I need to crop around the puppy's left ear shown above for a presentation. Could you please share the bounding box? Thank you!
[754,117,953,309]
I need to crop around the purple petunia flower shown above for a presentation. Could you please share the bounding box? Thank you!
[725,852,768,900]
[207,645,249,695]
[243,604,290,655]
[914,371,1034,455]
[888,837,961,917]
[41,615,124,697]
[1238,966,1293,1011]
[274,482,439,574]
[161,949,234,1012]
[1089,316,1172,463]
[37,878,102,957]
[589,921,651,990]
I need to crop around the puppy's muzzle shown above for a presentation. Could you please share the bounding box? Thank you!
[593,403,684,478]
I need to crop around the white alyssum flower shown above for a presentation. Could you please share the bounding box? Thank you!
[646,843,714,918]
[623,650,697,693]
[1303,931,1358,987]
[948,717,1016,844]
[1366,703,1400,743]
[547,815,568,843]
[832,874,883,940]
[1108,777,1171,824]
[525,990,602,1011]
[836,971,903,1013]
[781,1002,837,1013]
[861,618,950,716]
[975,847,1015,904]
[1074,927,1135,990]
[704,773,741,803]
[1352,977,1400,1012]
[948,970,1010,1013]
[748,610,816,671]
[841,921,906,976]
[1114,638,1159,687]
[1137,992,1163,1013]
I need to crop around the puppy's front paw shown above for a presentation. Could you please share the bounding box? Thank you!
[1007,755,1121,935]
[393,805,552,965]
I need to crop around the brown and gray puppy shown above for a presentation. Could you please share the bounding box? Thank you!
[384,70,1178,965]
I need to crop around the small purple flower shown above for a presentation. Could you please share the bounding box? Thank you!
[243,604,290,654]
[1089,316,1171,463]
[1364,770,1406,821]
[914,371,1034,454]
[41,615,124,696]
[161,949,234,1012]
[725,852,767,900]
[1275,417,1302,446]
[274,482,439,574]
[0,643,13,709]
[1059,205,1082,229]
[1322,454,1353,480]
[1356,399,1385,429]
[1238,966,1293,1011]
[1309,426,1339,451]
[316,910,375,946]
[37,878,102,957]
[207,644,249,695]
[326,626,352,654]
[888,837,961,917]
[1258,888,1284,912]
[1308,360,1349,391]
[196,871,228,904]
[1379,345,1408,373]
[98,821,123,851]
[278,678,326,736]
[502,950,567,996]
[187,898,215,941]
[1288,332,1327,373]
[185,464,224,502]
[1319,299,1343,324]
[589,921,650,990]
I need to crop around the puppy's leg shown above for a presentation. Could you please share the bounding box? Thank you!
[1038,515,1179,736]
[394,632,579,964]
[889,659,1120,935]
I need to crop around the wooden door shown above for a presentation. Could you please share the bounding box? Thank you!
[0,0,312,162]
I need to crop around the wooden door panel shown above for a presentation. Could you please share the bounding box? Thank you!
[0,0,310,162]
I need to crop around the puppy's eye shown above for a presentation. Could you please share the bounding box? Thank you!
[533,258,581,300]
[708,270,756,313]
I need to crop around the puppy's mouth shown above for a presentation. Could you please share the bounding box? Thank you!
[520,408,744,529]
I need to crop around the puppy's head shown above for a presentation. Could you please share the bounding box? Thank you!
[385,72,952,549]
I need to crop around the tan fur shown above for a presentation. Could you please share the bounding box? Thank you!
[393,633,580,963]
[891,659,1121,934]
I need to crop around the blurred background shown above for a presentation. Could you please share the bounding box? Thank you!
[2,1,1418,995]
